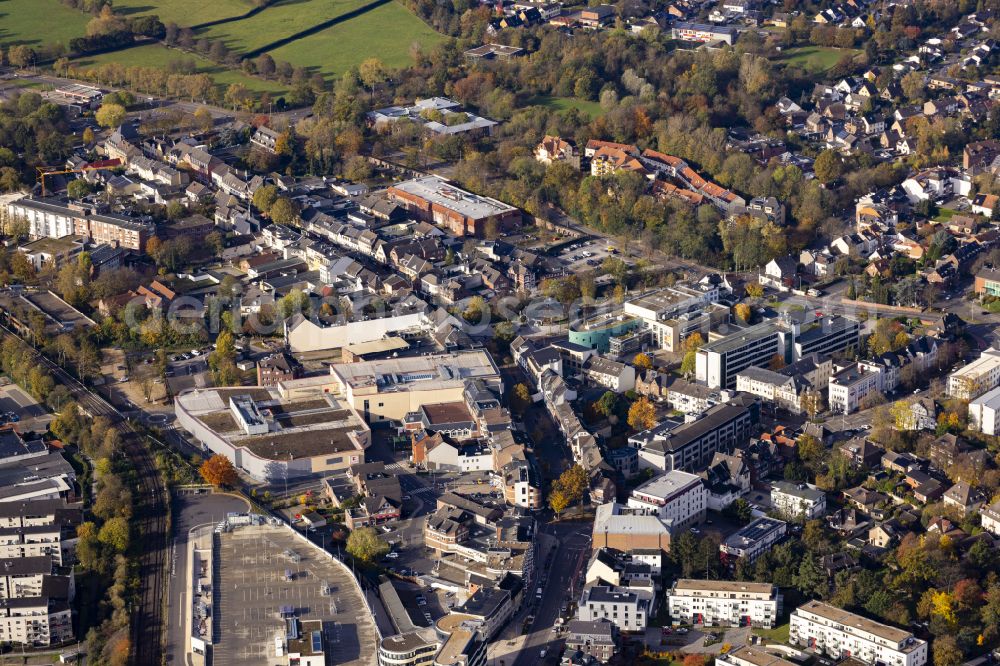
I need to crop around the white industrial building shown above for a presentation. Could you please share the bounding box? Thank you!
[627,470,706,531]
[667,579,780,628]
[790,601,928,666]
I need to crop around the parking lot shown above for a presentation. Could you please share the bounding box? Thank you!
[0,380,50,432]
[558,238,619,274]
[214,525,378,666]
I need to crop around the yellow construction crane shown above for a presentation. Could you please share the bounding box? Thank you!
[35,161,120,197]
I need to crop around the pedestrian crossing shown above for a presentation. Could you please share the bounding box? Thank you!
[384,461,409,472]
[408,485,435,496]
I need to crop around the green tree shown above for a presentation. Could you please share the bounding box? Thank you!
[814,149,844,185]
[98,516,130,554]
[593,391,619,418]
[680,351,697,376]
[511,383,531,414]
[795,552,828,599]
[253,184,279,213]
[95,103,126,129]
[270,196,299,225]
[346,526,389,564]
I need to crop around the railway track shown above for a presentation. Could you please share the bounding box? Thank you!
[0,323,167,665]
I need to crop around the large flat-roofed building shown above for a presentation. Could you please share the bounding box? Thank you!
[794,316,860,359]
[718,646,799,666]
[948,348,1000,400]
[592,503,671,554]
[697,320,790,390]
[327,351,502,423]
[378,631,440,666]
[387,176,521,238]
[968,385,1000,435]
[624,285,730,352]
[175,387,370,482]
[697,316,858,389]
[6,197,153,251]
[720,517,787,563]
[628,396,758,472]
[627,470,705,531]
[668,580,780,628]
[790,601,928,666]
[671,22,737,44]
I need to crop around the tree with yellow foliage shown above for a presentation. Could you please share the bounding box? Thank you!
[633,353,653,371]
[628,397,657,431]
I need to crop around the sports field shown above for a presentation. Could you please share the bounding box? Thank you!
[777,46,862,72]
[529,95,606,118]
[195,0,374,55]
[266,0,444,77]
[0,0,91,48]
[113,0,255,27]
[73,44,287,95]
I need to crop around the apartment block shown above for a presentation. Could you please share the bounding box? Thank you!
[790,601,928,666]
[6,197,153,251]
[828,365,879,415]
[771,481,827,520]
[948,348,1000,400]
[667,580,780,628]
[578,582,653,633]
[969,385,1000,435]
[627,470,706,531]
[720,517,787,563]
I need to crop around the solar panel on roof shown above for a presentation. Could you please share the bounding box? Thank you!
[311,630,322,653]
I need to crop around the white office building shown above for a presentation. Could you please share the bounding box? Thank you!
[968,385,1000,435]
[720,517,787,563]
[627,470,706,531]
[770,481,827,520]
[667,580,780,628]
[790,601,928,666]
[948,348,1000,400]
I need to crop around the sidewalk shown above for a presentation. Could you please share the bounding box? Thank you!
[486,533,559,665]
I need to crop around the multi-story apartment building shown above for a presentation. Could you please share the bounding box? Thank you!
[828,365,879,414]
[793,316,860,359]
[578,583,653,633]
[628,396,759,472]
[718,647,800,666]
[719,517,787,563]
[969,385,1000,435]
[667,580,780,628]
[0,597,72,646]
[981,500,1000,537]
[6,197,153,251]
[565,619,617,663]
[790,601,928,666]
[771,481,827,520]
[378,632,440,666]
[627,470,706,531]
[948,348,1000,400]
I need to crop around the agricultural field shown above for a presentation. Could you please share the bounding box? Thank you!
[0,0,90,49]
[266,0,445,77]
[72,44,287,96]
[113,0,256,27]
[528,95,606,119]
[194,0,374,55]
[776,46,861,72]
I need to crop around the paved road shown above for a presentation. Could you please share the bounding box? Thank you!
[0,318,168,666]
[513,522,592,666]
[165,492,250,666]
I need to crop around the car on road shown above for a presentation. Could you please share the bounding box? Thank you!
[385,552,399,559]
[402,494,411,500]
[380,525,392,533]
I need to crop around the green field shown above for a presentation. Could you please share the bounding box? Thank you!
[196,0,373,54]
[0,0,90,48]
[266,0,444,77]
[73,44,287,95]
[778,46,861,72]
[753,623,791,644]
[934,207,959,223]
[529,95,606,118]
[113,0,255,27]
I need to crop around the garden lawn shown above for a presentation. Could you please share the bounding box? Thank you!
[0,0,90,48]
[528,95,605,118]
[195,0,374,55]
[934,207,959,223]
[72,44,287,96]
[265,1,444,77]
[778,46,861,72]
[753,622,791,643]
[111,0,255,27]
